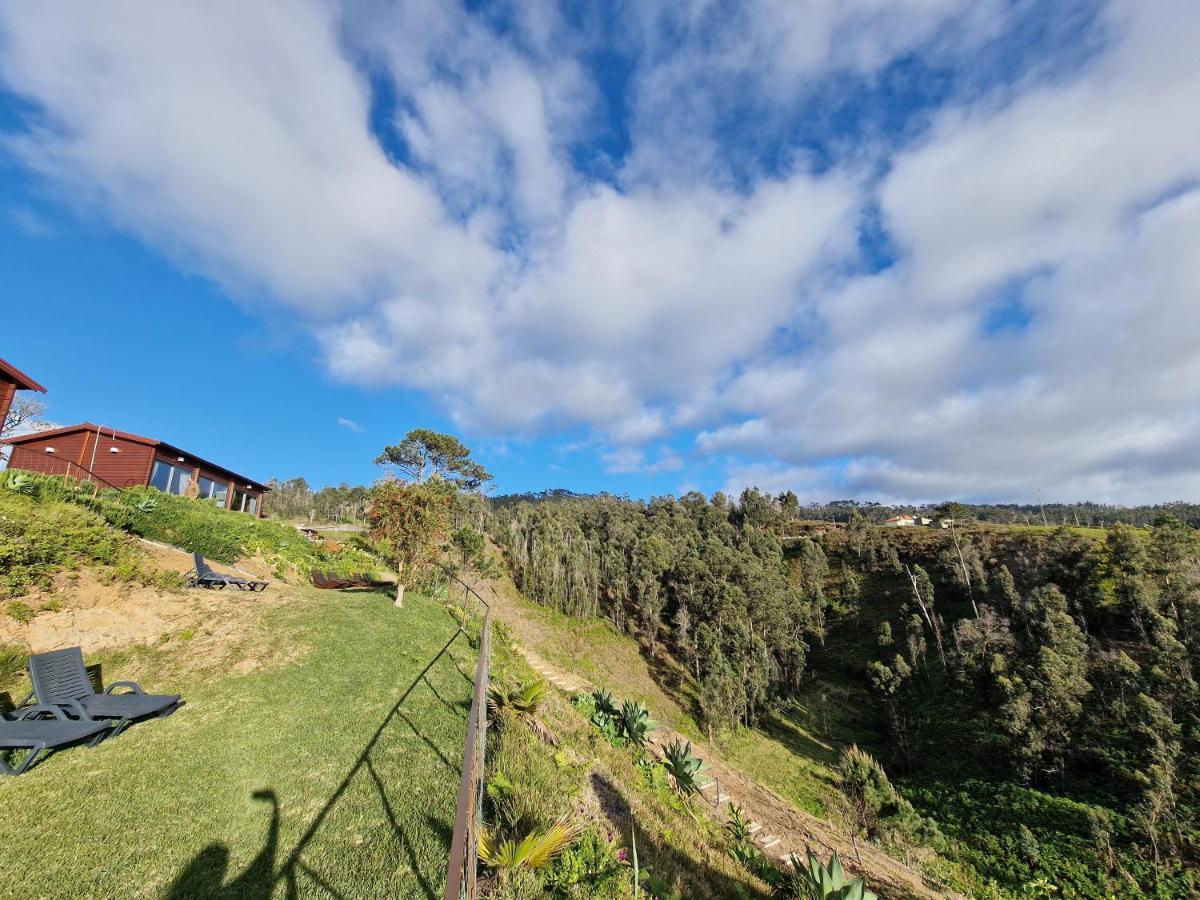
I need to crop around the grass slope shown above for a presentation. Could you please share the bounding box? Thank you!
[0,587,473,899]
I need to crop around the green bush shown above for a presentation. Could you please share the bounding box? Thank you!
[544,826,626,897]
[0,473,381,589]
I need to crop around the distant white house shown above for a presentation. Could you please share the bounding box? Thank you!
[884,514,934,527]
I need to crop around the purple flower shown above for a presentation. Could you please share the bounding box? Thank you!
[617,849,628,862]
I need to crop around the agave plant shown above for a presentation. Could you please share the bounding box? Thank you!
[661,738,705,798]
[618,699,657,747]
[134,495,159,513]
[479,817,582,877]
[3,472,34,495]
[725,803,753,843]
[488,679,559,745]
[783,849,878,900]
[592,688,619,721]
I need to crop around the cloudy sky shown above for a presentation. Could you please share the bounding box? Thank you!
[2,0,1198,503]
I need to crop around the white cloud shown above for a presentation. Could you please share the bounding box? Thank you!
[336,416,365,433]
[713,0,1200,504]
[2,0,1200,502]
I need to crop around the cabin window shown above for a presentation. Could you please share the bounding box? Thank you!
[197,476,229,507]
[231,488,258,514]
[150,459,193,496]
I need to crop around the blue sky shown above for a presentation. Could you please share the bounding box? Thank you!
[2,1,1199,503]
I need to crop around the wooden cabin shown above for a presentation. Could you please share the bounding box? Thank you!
[0,356,47,431]
[4,422,269,516]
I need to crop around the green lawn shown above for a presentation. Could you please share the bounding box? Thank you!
[0,586,474,899]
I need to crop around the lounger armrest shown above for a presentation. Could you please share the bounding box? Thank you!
[13,704,69,721]
[104,681,146,695]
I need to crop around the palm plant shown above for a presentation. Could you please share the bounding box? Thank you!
[782,849,878,900]
[618,699,657,747]
[479,817,582,877]
[661,738,705,798]
[488,679,559,745]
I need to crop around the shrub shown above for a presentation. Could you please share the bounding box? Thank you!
[837,745,939,849]
[0,474,380,585]
[544,826,626,897]
[5,602,34,625]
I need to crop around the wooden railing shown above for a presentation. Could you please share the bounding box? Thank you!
[443,569,494,900]
[6,445,123,490]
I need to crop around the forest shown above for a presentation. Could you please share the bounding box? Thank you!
[487,489,1199,897]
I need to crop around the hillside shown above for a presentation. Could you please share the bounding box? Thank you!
[489,494,1200,898]
[0,476,475,898]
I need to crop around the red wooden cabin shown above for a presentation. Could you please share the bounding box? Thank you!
[4,422,269,516]
[0,356,47,432]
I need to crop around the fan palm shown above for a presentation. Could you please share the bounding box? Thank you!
[479,818,582,875]
[488,679,559,745]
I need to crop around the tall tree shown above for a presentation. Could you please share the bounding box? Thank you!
[375,429,492,490]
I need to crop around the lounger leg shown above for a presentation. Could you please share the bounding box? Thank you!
[2,743,45,776]
[88,728,110,747]
[110,716,132,738]
[158,701,183,718]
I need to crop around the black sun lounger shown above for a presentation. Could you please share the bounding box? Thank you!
[188,552,269,592]
[26,647,182,736]
[0,706,110,775]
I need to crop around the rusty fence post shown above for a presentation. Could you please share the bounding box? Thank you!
[444,605,493,900]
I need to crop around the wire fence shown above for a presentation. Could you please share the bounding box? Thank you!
[442,569,494,900]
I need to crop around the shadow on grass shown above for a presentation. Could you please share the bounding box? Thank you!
[167,624,470,899]
[589,771,768,900]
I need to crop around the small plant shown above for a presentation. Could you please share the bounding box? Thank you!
[545,826,625,897]
[593,688,619,720]
[479,817,581,877]
[177,628,195,642]
[782,849,878,900]
[619,699,657,747]
[5,601,34,624]
[660,738,705,798]
[3,472,34,495]
[134,495,159,513]
[488,679,559,745]
[726,804,753,843]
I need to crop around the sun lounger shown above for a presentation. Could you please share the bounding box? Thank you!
[0,705,110,775]
[26,646,182,736]
[188,552,269,592]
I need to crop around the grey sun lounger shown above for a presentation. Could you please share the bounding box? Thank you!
[0,705,110,775]
[187,552,269,592]
[26,646,182,736]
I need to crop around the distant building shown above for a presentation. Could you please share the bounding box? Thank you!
[884,514,934,527]
[0,356,47,432]
[4,422,269,516]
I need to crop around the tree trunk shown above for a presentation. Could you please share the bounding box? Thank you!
[395,582,406,608]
